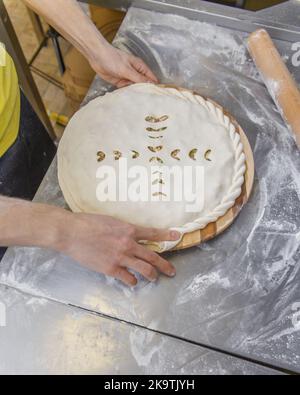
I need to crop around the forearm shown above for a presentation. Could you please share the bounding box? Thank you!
[23,0,109,64]
[0,196,70,250]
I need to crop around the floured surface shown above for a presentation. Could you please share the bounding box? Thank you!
[0,6,299,372]
[0,285,280,374]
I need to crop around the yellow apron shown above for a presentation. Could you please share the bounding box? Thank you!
[0,45,20,157]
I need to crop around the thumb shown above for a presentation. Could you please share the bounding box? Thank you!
[134,226,182,242]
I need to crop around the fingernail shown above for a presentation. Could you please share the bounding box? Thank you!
[171,231,181,240]
[169,270,176,277]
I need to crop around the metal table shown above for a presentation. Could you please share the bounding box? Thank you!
[1,0,300,374]
[0,284,280,374]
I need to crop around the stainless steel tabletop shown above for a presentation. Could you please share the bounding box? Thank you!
[0,0,299,374]
[257,0,300,28]
[0,284,281,374]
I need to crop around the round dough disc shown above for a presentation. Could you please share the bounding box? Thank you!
[58,83,246,251]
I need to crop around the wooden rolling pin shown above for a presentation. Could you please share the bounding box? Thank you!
[248,29,300,148]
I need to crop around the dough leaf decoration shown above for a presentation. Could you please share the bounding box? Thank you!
[189,149,198,161]
[97,151,105,162]
[145,115,169,123]
[152,178,165,185]
[150,157,164,164]
[146,127,167,132]
[148,135,163,139]
[171,149,180,161]
[148,145,163,153]
[152,192,167,197]
[131,150,139,159]
[204,149,212,161]
[113,150,122,160]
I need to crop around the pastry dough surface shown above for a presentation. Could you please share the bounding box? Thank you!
[58,83,246,251]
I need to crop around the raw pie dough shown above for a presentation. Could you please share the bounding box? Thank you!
[58,83,246,252]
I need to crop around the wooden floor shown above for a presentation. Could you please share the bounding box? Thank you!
[4,0,76,138]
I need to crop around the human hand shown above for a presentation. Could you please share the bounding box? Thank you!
[23,0,157,88]
[89,44,158,88]
[58,213,180,286]
[0,199,179,287]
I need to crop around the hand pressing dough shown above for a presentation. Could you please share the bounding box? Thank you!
[58,83,246,251]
